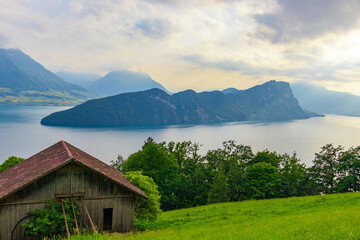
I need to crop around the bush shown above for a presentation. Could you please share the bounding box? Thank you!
[124,171,161,221]
[23,200,79,239]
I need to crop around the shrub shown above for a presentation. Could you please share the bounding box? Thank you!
[23,200,79,239]
[124,171,161,221]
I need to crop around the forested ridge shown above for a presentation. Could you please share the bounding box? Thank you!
[41,80,321,127]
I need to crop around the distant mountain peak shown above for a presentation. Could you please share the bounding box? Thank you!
[88,70,168,97]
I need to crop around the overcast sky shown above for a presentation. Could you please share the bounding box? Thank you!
[1,0,360,94]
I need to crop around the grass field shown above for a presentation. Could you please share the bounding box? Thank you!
[69,192,360,240]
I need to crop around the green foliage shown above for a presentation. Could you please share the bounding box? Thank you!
[250,150,282,167]
[205,141,254,175]
[207,169,229,204]
[247,162,281,199]
[23,200,79,239]
[337,146,360,192]
[110,154,125,171]
[311,144,344,193]
[122,138,180,210]
[227,160,247,201]
[0,156,25,173]
[279,153,308,197]
[166,141,209,208]
[124,171,161,221]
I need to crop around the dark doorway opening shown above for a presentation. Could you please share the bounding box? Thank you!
[103,208,113,231]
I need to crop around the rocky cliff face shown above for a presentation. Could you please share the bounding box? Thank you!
[41,80,319,127]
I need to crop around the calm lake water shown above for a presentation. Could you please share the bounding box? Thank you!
[1,105,360,166]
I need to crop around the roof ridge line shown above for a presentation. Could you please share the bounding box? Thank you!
[61,140,73,159]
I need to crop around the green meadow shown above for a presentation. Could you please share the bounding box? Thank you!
[69,192,360,240]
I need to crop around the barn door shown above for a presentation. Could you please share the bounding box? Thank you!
[103,208,113,231]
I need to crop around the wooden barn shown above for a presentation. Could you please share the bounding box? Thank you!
[0,140,147,240]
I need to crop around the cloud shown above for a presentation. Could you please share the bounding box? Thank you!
[136,18,173,39]
[183,55,249,72]
[2,0,360,93]
[140,0,241,7]
[0,34,8,47]
[183,54,355,82]
[254,0,360,43]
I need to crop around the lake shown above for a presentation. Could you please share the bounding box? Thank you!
[0,105,360,166]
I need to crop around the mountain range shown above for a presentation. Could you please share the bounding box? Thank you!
[41,80,321,127]
[0,49,92,105]
[0,48,169,105]
[291,83,360,117]
[2,48,359,119]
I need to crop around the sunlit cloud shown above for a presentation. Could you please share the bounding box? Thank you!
[1,0,360,94]
[136,18,173,39]
[254,0,360,43]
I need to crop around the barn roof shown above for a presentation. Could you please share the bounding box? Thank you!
[0,140,148,200]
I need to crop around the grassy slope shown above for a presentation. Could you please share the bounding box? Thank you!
[71,193,360,240]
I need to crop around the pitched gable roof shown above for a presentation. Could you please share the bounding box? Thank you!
[0,141,147,201]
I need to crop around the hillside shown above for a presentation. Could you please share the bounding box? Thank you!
[69,193,360,239]
[88,70,168,97]
[41,80,321,127]
[0,49,92,105]
[291,83,360,117]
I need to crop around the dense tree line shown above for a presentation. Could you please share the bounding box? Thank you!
[112,138,360,211]
[2,140,358,213]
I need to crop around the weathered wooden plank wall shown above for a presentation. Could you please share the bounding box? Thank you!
[0,162,135,240]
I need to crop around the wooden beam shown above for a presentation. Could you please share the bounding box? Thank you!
[81,199,97,233]
[0,195,133,206]
[61,199,70,239]
[71,199,80,235]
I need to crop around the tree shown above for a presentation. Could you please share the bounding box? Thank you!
[0,156,25,173]
[191,164,210,206]
[124,171,161,221]
[250,150,282,168]
[110,154,125,171]
[205,141,254,175]
[166,141,201,172]
[207,168,229,204]
[121,137,179,210]
[337,146,360,192]
[166,141,209,208]
[311,144,344,193]
[279,153,307,197]
[227,160,247,201]
[247,162,281,199]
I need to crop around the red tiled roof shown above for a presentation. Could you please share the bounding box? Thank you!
[0,141,148,201]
